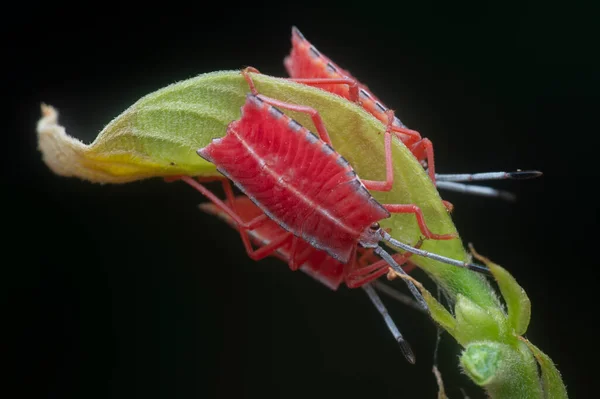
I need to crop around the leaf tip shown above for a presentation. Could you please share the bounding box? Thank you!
[36,103,90,179]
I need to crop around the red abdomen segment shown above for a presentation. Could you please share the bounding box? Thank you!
[200,196,345,290]
[284,28,407,130]
[198,94,389,263]
[284,30,355,100]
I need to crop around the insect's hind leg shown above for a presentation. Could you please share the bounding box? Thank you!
[177,176,293,261]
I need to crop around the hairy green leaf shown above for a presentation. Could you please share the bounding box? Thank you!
[38,70,497,308]
[523,339,569,399]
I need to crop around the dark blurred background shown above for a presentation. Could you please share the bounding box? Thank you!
[6,2,598,398]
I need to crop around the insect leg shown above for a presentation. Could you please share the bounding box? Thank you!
[346,253,412,288]
[382,203,457,240]
[360,116,394,191]
[179,176,293,260]
[373,246,430,310]
[360,110,424,192]
[362,283,416,364]
[288,236,314,271]
[441,200,454,213]
[370,280,425,313]
[346,240,422,288]
[241,231,294,261]
[241,68,334,145]
[380,109,421,144]
[388,123,422,145]
[346,261,391,288]
[288,77,360,102]
[410,138,437,184]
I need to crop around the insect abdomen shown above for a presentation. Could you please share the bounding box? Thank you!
[284,28,409,129]
[198,94,389,263]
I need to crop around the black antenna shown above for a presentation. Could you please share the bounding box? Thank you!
[435,170,542,182]
[380,232,493,276]
[373,247,429,309]
[362,283,416,364]
[436,181,516,201]
[371,280,427,313]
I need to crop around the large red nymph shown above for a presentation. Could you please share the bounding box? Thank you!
[198,94,390,263]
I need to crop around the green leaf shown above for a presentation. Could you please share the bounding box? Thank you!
[408,278,457,335]
[522,339,569,399]
[491,262,531,336]
[469,246,531,335]
[38,70,497,310]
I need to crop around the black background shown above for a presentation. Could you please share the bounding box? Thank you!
[7,2,598,398]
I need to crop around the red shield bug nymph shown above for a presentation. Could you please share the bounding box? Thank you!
[284,27,542,201]
[191,89,491,275]
[285,27,437,184]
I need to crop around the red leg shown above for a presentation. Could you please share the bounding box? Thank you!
[290,78,422,145]
[346,240,422,287]
[358,109,427,192]
[357,248,378,267]
[288,77,360,102]
[410,138,436,184]
[383,203,457,240]
[288,236,301,271]
[358,110,432,193]
[164,175,225,184]
[291,242,314,272]
[389,123,422,145]
[441,200,454,213]
[218,177,238,209]
[346,251,417,288]
[177,176,293,260]
[289,76,422,145]
[360,111,394,191]
[242,230,293,261]
[402,261,417,274]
